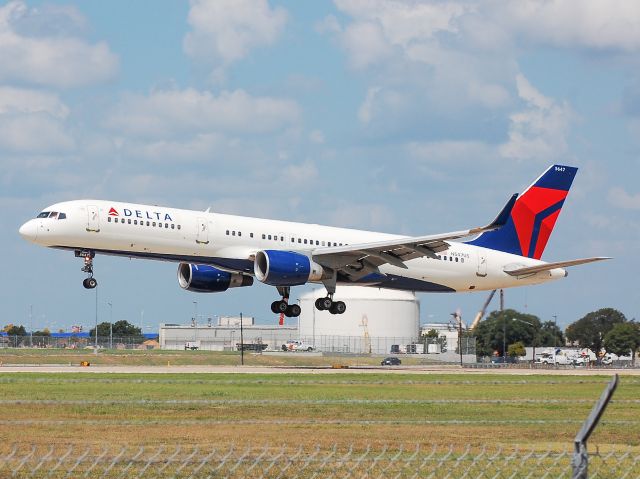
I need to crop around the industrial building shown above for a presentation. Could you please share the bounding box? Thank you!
[159,316,296,351]
[297,286,420,354]
[159,287,420,354]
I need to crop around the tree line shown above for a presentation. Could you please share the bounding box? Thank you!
[474,307,639,364]
[2,320,142,338]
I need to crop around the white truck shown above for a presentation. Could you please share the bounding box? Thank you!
[282,340,315,352]
[535,350,578,366]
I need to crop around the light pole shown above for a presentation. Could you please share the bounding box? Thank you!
[107,302,113,349]
[94,285,98,355]
[240,312,244,366]
[29,305,33,348]
[552,314,558,348]
[512,317,537,366]
[503,315,507,362]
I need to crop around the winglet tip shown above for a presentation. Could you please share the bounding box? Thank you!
[490,193,518,229]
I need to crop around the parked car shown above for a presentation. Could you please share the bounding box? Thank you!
[381,357,402,366]
[491,356,518,364]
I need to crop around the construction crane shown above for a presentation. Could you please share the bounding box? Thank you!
[471,289,497,330]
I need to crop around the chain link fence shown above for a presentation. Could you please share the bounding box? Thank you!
[0,335,150,349]
[1,443,638,478]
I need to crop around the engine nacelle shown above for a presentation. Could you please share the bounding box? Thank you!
[254,250,325,286]
[177,263,253,293]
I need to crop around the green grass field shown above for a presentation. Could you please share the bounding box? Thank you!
[0,351,638,477]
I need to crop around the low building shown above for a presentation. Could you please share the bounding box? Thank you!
[158,323,297,351]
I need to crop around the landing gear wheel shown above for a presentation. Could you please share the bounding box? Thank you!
[329,301,346,315]
[271,300,288,314]
[315,297,333,311]
[286,304,301,318]
[83,277,97,289]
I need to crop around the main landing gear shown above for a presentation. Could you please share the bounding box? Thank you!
[314,295,346,315]
[269,276,347,317]
[271,286,301,318]
[76,250,97,289]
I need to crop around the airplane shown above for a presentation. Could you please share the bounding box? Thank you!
[19,164,609,318]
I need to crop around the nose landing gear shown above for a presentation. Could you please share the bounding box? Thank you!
[75,250,97,289]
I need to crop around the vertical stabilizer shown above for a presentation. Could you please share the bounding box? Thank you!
[466,165,577,259]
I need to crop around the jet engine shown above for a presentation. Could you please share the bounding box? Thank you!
[254,250,325,286]
[177,263,253,293]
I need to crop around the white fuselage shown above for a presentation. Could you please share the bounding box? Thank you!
[19,199,567,294]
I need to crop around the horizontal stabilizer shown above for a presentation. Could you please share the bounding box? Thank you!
[504,257,611,276]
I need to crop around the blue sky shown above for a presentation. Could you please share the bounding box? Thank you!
[1,0,638,333]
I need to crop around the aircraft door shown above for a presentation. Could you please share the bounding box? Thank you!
[86,205,100,232]
[196,218,209,244]
[476,251,487,277]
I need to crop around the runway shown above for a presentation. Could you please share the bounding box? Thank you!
[0,364,637,375]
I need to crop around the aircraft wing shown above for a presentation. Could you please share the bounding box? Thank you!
[311,193,518,279]
[504,257,611,276]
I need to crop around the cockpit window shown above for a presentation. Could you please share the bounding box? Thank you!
[36,211,67,219]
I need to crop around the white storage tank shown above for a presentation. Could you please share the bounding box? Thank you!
[297,286,419,354]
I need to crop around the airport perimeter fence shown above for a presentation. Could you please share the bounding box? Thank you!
[0,335,150,349]
[2,443,638,478]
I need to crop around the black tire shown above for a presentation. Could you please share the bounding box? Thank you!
[87,278,97,289]
[276,301,288,314]
[334,301,346,314]
[271,301,281,314]
[320,297,333,310]
[288,304,301,317]
[82,278,91,289]
[315,298,326,311]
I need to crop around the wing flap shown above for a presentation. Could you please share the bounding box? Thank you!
[504,257,611,276]
[312,193,518,275]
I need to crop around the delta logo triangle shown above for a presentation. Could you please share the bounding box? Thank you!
[108,207,119,216]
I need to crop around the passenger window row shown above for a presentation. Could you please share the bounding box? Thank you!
[436,254,464,263]
[107,216,181,230]
[225,229,346,247]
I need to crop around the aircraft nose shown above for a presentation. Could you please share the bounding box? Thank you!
[19,220,38,241]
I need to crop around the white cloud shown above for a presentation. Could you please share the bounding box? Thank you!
[0,1,118,88]
[184,0,287,78]
[124,133,225,163]
[309,130,325,144]
[493,0,640,52]
[0,114,74,153]
[608,187,640,210]
[0,87,69,118]
[499,74,572,161]
[283,160,318,184]
[105,88,300,139]
[0,86,73,153]
[328,0,640,127]
[358,87,381,124]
